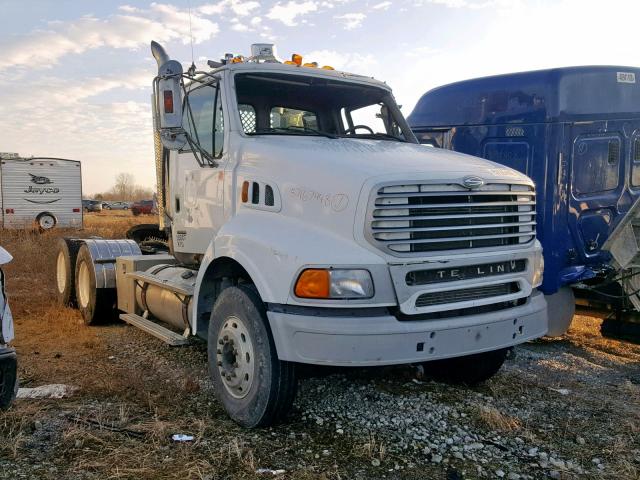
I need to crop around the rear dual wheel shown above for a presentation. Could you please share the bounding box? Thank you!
[74,244,116,325]
[208,285,297,428]
[55,238,82,307]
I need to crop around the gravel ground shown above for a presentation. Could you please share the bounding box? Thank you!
[2,310,639,479]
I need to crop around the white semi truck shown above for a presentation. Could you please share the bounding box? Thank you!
[55,42,547,427]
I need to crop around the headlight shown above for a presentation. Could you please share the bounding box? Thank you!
[532,249,544,288]
[294,269,374,299]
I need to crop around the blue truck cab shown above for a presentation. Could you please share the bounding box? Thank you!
[408,66,640,334]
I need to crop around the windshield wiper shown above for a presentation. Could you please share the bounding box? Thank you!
[353,132,407,142]
[285,125,338,139]
[249,126,337,139]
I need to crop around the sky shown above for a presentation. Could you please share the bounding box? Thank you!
[1,0,639,194]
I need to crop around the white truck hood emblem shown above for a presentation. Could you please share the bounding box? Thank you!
[462,175,484,189]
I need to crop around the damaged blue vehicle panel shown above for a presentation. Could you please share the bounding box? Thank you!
[408,66,640,295]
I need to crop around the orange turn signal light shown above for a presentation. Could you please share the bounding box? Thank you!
[291,54,303,66]
[295,269,330,298]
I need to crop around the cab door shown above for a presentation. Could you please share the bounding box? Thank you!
[172,80,227,255]
[567,121,627,264]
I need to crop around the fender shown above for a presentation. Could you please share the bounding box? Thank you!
[191,211,389,335]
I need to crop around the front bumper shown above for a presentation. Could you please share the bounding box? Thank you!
[268,291,547,366]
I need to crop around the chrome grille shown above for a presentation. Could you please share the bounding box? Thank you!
[369,182,536,254]
[415,282,520,308]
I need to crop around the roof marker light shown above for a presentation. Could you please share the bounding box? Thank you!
[291,54,302,66]
[303,62,318,68]
[322,65,335,70]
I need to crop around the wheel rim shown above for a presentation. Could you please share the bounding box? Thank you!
[39,215,55,229]
[56,251,67,293]
[77,261,91,308]
[216,315,255,399]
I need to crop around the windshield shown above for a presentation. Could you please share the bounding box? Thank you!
[234,72,416,142]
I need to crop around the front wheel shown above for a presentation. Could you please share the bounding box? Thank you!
[208,285,297,428]
[421,348,509,386]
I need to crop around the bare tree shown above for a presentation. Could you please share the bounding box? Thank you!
[90,173,156,201]
[113,173,135,201]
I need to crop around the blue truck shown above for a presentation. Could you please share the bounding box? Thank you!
[408,66,640,335]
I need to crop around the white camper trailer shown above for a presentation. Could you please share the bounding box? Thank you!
[0,157,82,230]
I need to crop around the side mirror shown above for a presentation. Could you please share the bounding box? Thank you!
[151,41,186,150]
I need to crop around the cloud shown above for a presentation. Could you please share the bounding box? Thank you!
[0,69,156,193]
[199,0,260,16]
[335,12,366,29]
[266,1,318,26]
[0,4,219,69]
[372,1,392,9]
[231,22,250,32]
[415,0,520,8]
[303,49,377,73]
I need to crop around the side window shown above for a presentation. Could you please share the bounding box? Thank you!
[632,136,640,186]
[270,107,317,129]
[348,103,386,133]
[183,83,224,160]
[572,135,620,195]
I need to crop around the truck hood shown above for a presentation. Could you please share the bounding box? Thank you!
[236,135,532,252]
[239,135,530,183]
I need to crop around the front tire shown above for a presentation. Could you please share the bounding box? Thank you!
[208,285,297,428]
[74,244,116,325]
[422,348,509,386]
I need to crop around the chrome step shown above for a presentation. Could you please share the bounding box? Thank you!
[119,313,189,346]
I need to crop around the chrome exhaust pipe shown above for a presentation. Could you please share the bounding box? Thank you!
[151,40,170,69]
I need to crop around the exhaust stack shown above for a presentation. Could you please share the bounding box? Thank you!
[150,41,185,230]
[151,41,170,67]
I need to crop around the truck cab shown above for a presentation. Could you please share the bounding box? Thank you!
[58,43,547,427]
[408,66,640,335]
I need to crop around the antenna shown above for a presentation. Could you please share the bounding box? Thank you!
[187,0,196,75]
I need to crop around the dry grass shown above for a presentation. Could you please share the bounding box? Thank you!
[2,211,640,479]
[469,404,522,432]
